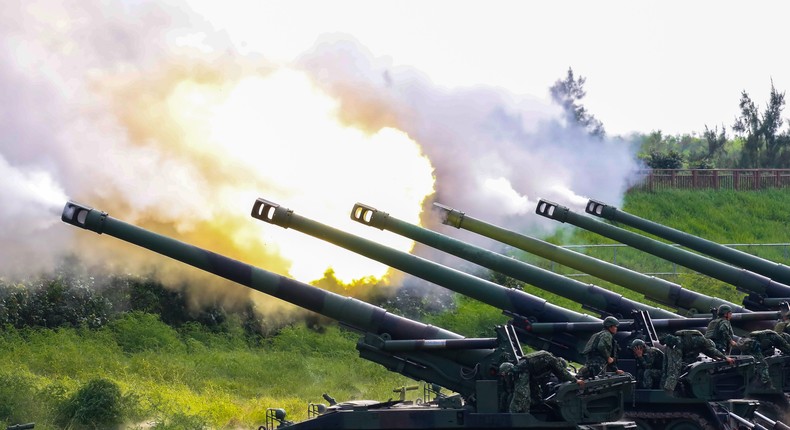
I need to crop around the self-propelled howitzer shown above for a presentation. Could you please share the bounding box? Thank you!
[61,201,634,429]
[585,199,790,298]
[249,199,762,407]
[535,199,790,311]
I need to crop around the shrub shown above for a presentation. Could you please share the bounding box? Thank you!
[57,378,124,429]
[107,312,184,354]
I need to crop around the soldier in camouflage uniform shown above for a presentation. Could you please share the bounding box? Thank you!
[499,351,584,413]
[579,316,624,379]
[660,329,734,392]
[773,302,790,344]
[737,329,790,388]
[630,339,664,389]
[705,304,736,353]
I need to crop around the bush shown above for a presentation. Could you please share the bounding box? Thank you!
[57,378,124,429]
[107,312,184,354]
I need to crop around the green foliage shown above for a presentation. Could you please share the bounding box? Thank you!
[644,149,684,169]
[57,378,127,429]
[107,311,184,354]
[423,295,508,338]
[550,67,606,138]
[0,277,111,329]
[0,371,39,426]
[148,412,208,430]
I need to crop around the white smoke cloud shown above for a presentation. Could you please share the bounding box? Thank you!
[0,2,640,299]
[296,37,639,245]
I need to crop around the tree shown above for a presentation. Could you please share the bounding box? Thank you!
[550,68,606,138]
[695,125,727,168]
[732,80,788,167]
[644,150,684,169]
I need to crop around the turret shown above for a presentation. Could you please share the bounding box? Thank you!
[535,199,790,311]
[585,199,790,289]
[61,201,634,426]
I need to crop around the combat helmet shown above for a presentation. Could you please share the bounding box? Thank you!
[717,304,732,317]
[499,362,515,376]
[603,316,619,328]
[630,339,646,349]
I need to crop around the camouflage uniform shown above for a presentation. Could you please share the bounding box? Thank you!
[773,319,790,344]
[737,329,790,386]
[522,350,577,401]
[499,351,579,413]
[705,316,734,353]
[661,330,728,392]
[579,328,618,378]
[632,343,664,389]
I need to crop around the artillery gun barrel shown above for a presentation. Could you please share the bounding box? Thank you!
[586,199,790,287]
[350,202,679,320]
[433,202,744,317]
[60,201,490,396]
[535,199,790,310]
[251,198,605,362]
[251,198,599,325]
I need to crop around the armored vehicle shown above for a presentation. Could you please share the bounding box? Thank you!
[250,198,760,430]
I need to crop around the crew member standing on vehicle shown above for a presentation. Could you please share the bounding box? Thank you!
[705,305,736,353]
[579,316,624,378]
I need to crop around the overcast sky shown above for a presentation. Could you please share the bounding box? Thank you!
[192,0,790,136]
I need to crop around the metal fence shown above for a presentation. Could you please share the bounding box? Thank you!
[630,169,790,191]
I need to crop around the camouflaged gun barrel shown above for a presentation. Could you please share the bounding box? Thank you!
[60,201,491,396]
[350,202,679,320]
[586,199,790,289]
[432,202,779,333]
[251,198,599,325]
[536,199,790,311]
[433,202,742,317]
[251,198,601,362]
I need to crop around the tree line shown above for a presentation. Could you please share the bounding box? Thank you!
[551,69,790,169]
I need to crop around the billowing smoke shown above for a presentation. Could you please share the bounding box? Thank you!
[0,2,639,315]
[296,37,638,261]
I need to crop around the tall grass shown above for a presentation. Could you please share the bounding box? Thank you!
[0,320,412,429]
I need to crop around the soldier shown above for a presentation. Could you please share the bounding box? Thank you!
[773,302,790,343]
[499,351,584,413]
[499,362,521,412]
[630,339,664,389]
[705,304,736,353]
[661,329,735,392]
[579,316,625,379]
[737,329,790,388]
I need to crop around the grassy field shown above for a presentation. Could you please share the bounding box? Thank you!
[3,189,790,429]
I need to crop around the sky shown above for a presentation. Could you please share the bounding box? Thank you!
[193,0,790,137]
[1,1,788,311]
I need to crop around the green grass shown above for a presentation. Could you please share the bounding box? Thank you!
[0,321,412,429]
[4,189,790,428]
